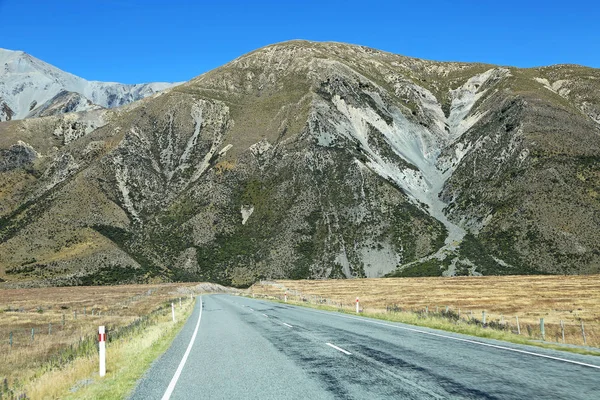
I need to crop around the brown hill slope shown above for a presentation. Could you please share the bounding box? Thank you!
[0,41,599,287]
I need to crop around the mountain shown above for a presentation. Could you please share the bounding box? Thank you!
[0,41,599,287]
[0,48,180,121]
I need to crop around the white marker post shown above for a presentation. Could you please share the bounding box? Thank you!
[98,326,106,377]
[356,297,360,314]
[172,302,176,322]
[284,292,288,303]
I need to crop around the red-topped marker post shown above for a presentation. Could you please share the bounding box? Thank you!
[284,292,288,303]
[98,326,106,377]
[356,297,360,314]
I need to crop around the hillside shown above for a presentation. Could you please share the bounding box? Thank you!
[0,48,179,121]
[0,40,599,287]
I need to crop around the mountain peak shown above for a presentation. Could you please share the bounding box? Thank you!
[1,42,599,286]
[0,48,180,121]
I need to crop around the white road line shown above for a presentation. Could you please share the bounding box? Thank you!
[161,297,203,400]
[282,322,293,328]
[249,308,254,311]
[304,308,600,370]
[326,342,352,355]
[262,313,269,318]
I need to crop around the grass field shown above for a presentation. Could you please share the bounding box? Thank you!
[250,275,600,348]
[0,282,225,399]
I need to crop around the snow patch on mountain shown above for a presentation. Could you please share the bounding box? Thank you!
[0,48,180,121]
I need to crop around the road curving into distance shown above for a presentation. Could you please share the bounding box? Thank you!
[129,295,600,399]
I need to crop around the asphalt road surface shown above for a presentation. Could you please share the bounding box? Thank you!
[130,295,600,399]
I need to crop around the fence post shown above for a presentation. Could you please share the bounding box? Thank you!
[98,326,106,377]
[74,311,77,320]
[482,311,487,326]
[500,315,504,324]
[425,306,428,314]
[9,331,12,348]
[560,320,565,343]
[62,312,65,327]
[48,323,52,335]
[445,306,449,313]
[179,298,182,308]
[84,307,86,316]
[581,321,587,345]
[31,328,34,342]
[171,303,176,322]
[516,316,521,335]
[540,318,545,341]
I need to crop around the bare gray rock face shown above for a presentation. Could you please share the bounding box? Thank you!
[1,41,599,287]
[0,141,38,172]
[0,47,180,121]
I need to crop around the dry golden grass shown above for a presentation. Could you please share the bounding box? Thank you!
[214,160,236,174]
[0,282,202,397]
[31,299,196,400]
[250,275,600,348]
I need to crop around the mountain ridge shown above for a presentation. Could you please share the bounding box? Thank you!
[0,47,181,121]
[0,40,599,287]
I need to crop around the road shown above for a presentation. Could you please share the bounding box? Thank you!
[130,295,600,399]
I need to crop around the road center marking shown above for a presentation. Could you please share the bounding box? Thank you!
[282,322,293,328]
[326,342,352,355]
[305,308,600,370]
[249,308,254,311]
[262,313,268,318]
[239,297,600,370]
[161,297,203,400]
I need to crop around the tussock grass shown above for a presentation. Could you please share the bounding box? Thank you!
[250,275,600,350]
[59,300,195,400]
[0,283,200,398]
[255,296,600,357]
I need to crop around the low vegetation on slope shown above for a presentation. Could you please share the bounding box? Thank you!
[0,41,599,287]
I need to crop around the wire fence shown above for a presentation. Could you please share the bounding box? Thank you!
[251,290,598,348]
[0,294,193,400]
[0,296,186,350]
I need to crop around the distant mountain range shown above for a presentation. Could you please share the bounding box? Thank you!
[0,48,180,121]
[0,41,598,287]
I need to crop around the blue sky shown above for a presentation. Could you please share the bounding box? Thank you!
[1,0,599,83]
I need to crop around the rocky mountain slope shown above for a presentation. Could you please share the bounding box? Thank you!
[0,48,179,121]
[1,41,599,287]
